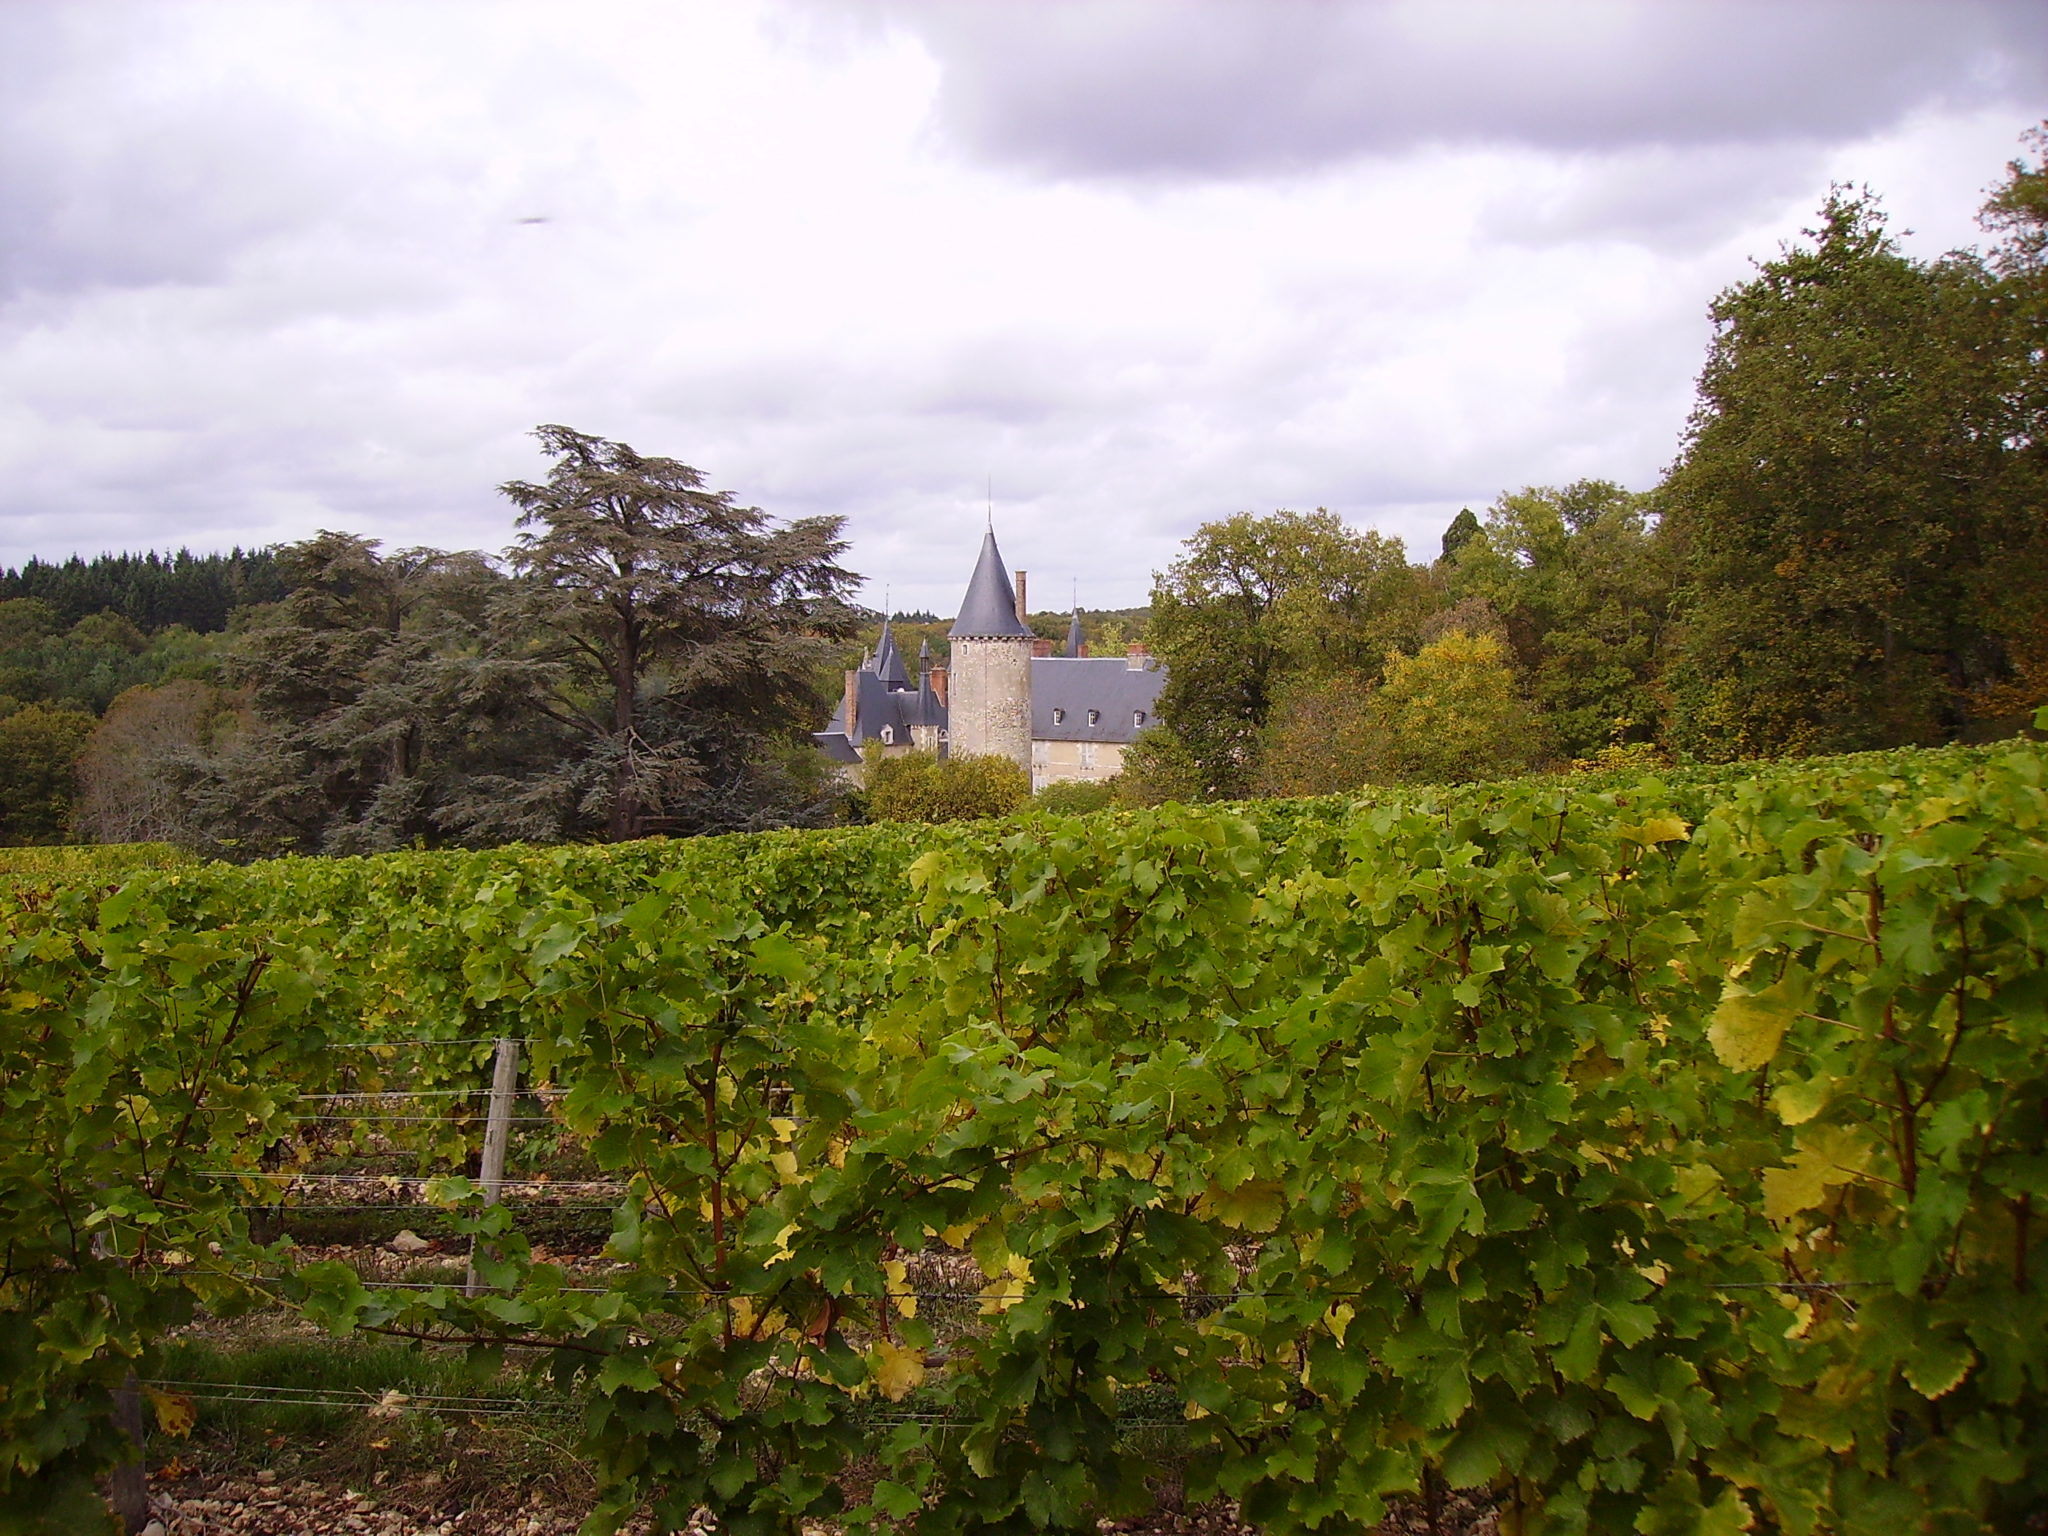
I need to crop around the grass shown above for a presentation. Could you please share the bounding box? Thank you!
[148,1330,593,1512]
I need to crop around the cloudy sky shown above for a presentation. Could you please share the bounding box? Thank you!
[1,1,2042,614]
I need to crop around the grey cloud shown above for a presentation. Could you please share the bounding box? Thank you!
[838,0,2048,180]
[1478,142,1831,252]
[0,13,352,300]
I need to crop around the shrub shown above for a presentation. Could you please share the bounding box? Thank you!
[865,750,1029,823]
[1033,778,1117,815]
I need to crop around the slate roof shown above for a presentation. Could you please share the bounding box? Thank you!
[1064,609,1084,657]
[816,669,942,748]
[949,530,1033,639]
[873,617,909,687]
[1029,656,1166,744]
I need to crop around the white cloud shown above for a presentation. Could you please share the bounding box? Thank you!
[0,0,2038,616]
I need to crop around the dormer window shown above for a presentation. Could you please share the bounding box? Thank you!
[1087,709,1100,726]
[1052,707,1066,725]
[880,725,895,745]
[1133,710,1146,728]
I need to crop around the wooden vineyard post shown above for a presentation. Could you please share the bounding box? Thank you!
[466,1037,522,1296]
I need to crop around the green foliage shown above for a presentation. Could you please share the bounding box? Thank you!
[864,749,1030,822]
[208,532,513,856]
[1971,124,2048,728]
[1356,630,1548,784]
[1439,508,1482,564]
[1032,778,1117,815]
[1148,510,1430,799]
[487,425,861,843]
[1448,481,1671,759]
[5,737,2046,1531]
[0,702,95,843]
[1662,189,2028,759]
[1113,726,1205,806]
[0,548,286,634]
[0,842,191,884]
[1254,671,1380,797]
[0,601,226,720]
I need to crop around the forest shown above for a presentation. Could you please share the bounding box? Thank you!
[1,132,2044,851]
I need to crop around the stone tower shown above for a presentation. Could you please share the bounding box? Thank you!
[947,529,1034,769]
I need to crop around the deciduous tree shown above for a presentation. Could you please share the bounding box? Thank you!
[1448,480,1671,759]
[0,701,94,843]
[1147,510,1428,798]
[1358,630,1547,784]
[1660,190,2019,758]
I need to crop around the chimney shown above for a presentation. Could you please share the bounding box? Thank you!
[843,669,859,738]
[928,665,948,707]
[1031,637,1054,658]
[1126,643,1151,671]
[1013,570,1028,627]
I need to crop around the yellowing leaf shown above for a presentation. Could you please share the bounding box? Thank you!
[978,1254,1031,1315]
[939,1220,980,1250]
[870,1339,926,1402]
[1772,1075,1830,1126]
[1708,971,1807,1071]
[1674,1164,1722,1206]
[1700,1486,1755,1536]
[882,1258,916,1318]
[1630,815,1691,845]
[1325,1302,1354,1344]
[1761,1161,1830,1222]
[770,1149,798,1181]
[1199,1178,1286,1232]
[728,1297,786,1338]
[1903,1336,1975,1400]
[1762,1126,1874,1221]
[144,1386,196,1438]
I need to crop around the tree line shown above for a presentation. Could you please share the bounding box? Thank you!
[1,427,861,851]
[2,128,2043,845]
[1126,134,2048,802]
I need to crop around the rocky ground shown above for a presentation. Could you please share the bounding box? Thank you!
[139,1467,1498,1536]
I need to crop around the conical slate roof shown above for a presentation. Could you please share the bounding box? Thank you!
[949,529,1034,639]
[1064,607,1085,657]
[873,616,910,687]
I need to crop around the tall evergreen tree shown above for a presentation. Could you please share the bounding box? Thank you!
[208,532,507,854]
[468,426,860,842]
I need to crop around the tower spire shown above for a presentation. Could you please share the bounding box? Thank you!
[950,528,1033,640]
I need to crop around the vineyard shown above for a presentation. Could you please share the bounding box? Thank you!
[2,736,2046,1535]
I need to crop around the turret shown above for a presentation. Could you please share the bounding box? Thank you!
[947,530,1034,769]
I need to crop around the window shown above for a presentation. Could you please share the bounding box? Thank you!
[880,725,894,745]
[1052,707,1066,725]
[1133,710,1147,727]
[1087,709,1100,726]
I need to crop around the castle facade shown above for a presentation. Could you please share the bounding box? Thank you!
[814,529,1166,789]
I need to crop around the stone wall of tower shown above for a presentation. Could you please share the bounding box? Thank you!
[947,635,1033,769]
